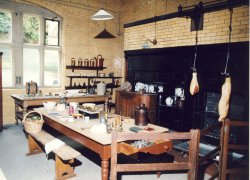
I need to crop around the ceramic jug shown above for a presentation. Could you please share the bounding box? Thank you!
[97,82,106,95]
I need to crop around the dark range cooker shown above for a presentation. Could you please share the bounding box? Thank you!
[124,41,249,145]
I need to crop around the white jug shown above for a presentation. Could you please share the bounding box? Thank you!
[97,82,106,95]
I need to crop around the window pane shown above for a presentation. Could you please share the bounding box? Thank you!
[45,20,59,46]
[0,11,12,43]
[0,47,13,87]
[23,15,40,44]
[23,48,40,85]
[44,50,59,86]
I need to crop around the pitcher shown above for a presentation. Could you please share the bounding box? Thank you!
[69,102,78,114]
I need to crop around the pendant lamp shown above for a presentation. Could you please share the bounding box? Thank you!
[94,21,116,39]
[94,28,116,38]
[91,8,114,20]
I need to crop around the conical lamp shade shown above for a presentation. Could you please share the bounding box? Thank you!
[91,9,114,20]
[94,29,116,38]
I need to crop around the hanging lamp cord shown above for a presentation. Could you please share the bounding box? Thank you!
[221,8,233,76]
[191,29,199,72]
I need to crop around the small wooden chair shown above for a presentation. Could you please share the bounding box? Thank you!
[110,130,200,180]
[218,118,249,180]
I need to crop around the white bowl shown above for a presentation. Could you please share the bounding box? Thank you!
[66,90,79,96]
[43,101,56,110]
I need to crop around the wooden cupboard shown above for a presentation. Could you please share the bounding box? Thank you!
[115,90,157,124]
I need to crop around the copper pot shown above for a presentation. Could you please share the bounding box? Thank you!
[134,104,149,126]
[95,55,104,67]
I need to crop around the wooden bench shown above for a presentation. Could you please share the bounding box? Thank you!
[26,130,81,180]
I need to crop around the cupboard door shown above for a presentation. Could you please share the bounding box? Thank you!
[115,90,157,124]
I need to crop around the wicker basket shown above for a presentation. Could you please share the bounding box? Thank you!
[23,111,44,134]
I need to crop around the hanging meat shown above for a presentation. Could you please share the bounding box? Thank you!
[218,9,233,121]
[190,24,200,96]
[218,77,231,121]
[190,72,199,95]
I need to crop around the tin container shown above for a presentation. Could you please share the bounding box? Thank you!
[134,104,149,126]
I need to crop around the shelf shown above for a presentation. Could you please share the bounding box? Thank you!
[158,104,184,110]
[65,85,120,90]
[66,76,122,79]
[66,65,106,72]
[66,65,122,95]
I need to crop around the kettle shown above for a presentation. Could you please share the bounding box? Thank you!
[134,104,149,126]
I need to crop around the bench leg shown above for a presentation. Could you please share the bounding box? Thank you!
[26,135,43,156]
[55,155,76,180]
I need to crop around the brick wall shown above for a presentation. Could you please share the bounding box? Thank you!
[122,0,249,50]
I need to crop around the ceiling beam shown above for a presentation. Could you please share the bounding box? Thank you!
[124,0,248,28]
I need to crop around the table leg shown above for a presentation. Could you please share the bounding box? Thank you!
[15,103,18,125]
[101,158,109,180]
[22,106,28,122]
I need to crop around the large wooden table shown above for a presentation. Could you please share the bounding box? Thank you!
[11,94,108,124]
[34,108,172,180]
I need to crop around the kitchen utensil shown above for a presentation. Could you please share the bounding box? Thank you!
[25,81,38,95]
[96,55,104,67]
[90,59,95,67]
[134,104,149,126]
[84,59,89,67]
[71,58,76,66]
[78,58,83,66]
[97,81,106,95]
[175,87,184,98]
[43,101,56,110]
[165,97,173,106]
[69,102,78,114]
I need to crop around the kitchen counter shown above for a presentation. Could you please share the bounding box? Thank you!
[11,94,108,124]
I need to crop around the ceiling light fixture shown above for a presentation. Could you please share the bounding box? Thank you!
[94,28,116,38]
[94,21,116,39]
[91,8,114,20]
[91,0,113,21]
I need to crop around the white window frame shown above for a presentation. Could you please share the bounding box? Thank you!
[0,1,62,89]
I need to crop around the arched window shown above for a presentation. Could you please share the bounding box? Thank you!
[0,1,62,88]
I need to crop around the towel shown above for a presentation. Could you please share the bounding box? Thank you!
[45,139,65,154]
[0,168,7,180]
[90,124,106,134]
